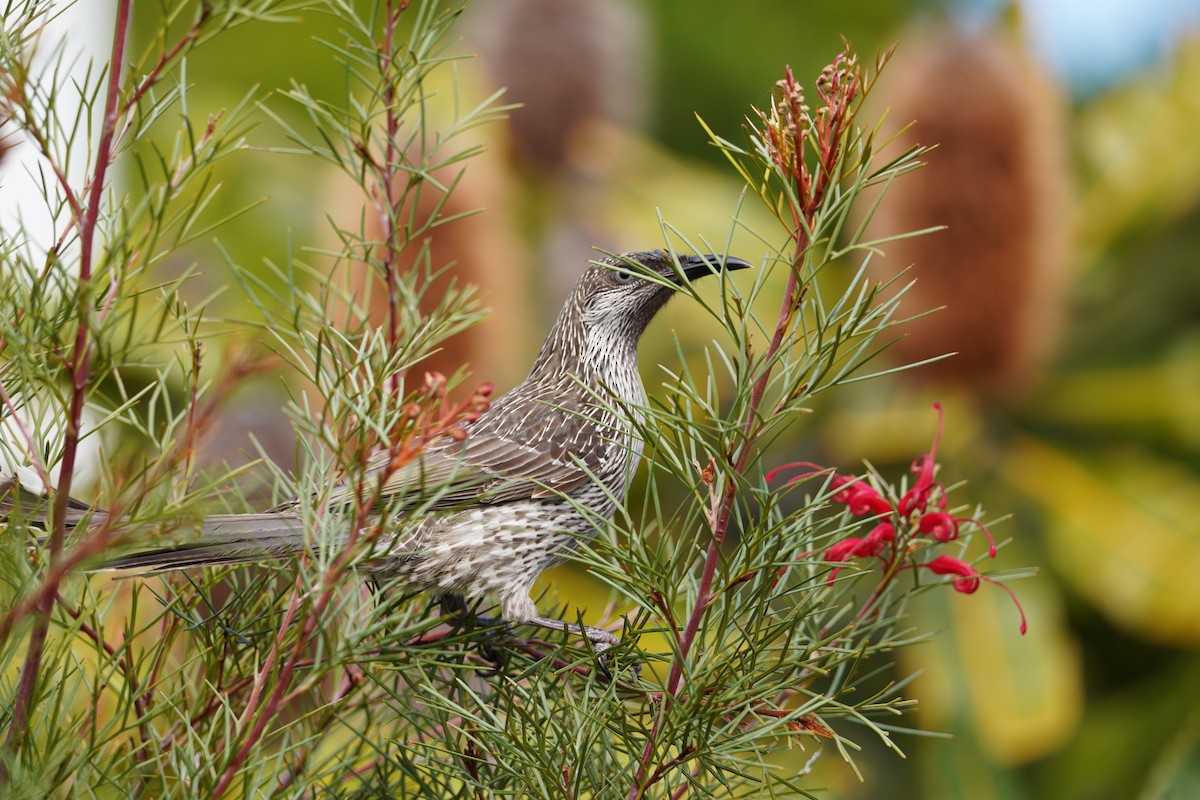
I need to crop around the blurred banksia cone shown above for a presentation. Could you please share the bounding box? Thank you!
[463,0,648,305]
[866,25,1071,397]
[464,0,648,173]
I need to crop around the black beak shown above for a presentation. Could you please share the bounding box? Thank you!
[676,254,754,283]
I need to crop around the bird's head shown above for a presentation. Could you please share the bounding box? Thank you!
[535,250,752,375]
[581,250,752,337]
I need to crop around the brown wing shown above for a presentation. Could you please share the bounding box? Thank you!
[372,423,606,510]
[324,384,617,511]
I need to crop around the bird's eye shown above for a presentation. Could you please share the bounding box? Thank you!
[614,270,636,284]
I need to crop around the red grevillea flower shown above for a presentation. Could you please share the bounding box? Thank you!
[767,403,1024,633]
[920,555,1027,635]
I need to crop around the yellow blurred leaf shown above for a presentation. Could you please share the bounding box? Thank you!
[999,436,1200,644]
[1032,352,1200,448]
[904,551,1082,765]
[1076,35,1200,264]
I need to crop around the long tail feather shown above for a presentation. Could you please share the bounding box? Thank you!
[3,479,351,574]
[97,513,312,573]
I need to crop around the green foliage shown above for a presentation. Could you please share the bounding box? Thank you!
[0,2,1020,798]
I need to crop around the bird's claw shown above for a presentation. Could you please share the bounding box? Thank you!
[591,639,614,680]
[585,629,641,681]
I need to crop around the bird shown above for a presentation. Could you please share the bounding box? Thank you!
[2,251,751,662]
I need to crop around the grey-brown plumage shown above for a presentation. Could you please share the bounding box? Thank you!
[3,251,750,655]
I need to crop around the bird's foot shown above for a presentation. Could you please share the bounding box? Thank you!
[527,615,636,680]
[437,598,636,679]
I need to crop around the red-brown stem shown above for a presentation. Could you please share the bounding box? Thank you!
[561,762,576,800]
[214,537,364,788]
[2,103,83,226]
[120,12,207,118]
[645,746,697,790]
[0,12,204,269]
[853,550,905,627]
[0,516,121,642]
[0,354,267,642]
[209,579,305,797]
[276,663,371,794]
[57,593,154,762]
[4,0,132,754]
[630,59,862,794]
[670,763,703,800]
[205,357,483,792]
[380,1,404,362]
[629,247,807,800]
[209,437,398,796]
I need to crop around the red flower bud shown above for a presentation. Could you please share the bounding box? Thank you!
[767,464,896,518]
[843,484,893,517]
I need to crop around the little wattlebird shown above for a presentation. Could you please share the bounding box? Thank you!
[2,251,750,666]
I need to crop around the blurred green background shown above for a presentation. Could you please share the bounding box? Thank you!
[66,0,1200,796]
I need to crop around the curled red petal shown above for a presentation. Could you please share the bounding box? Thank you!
[830,476,893,516]
[973,518,998,558]
[918,511,959,542]
[922,554,976,582]
[981,575,1029,635]
[829,474,860,501]
[898,483,929,517]
[863,522,895,555]
[951,575,981,593]
[867,521,894,542]
[846,487,894,517]
[902,403,946,515]
[765,460,831,484]
[922,555,1027,635]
